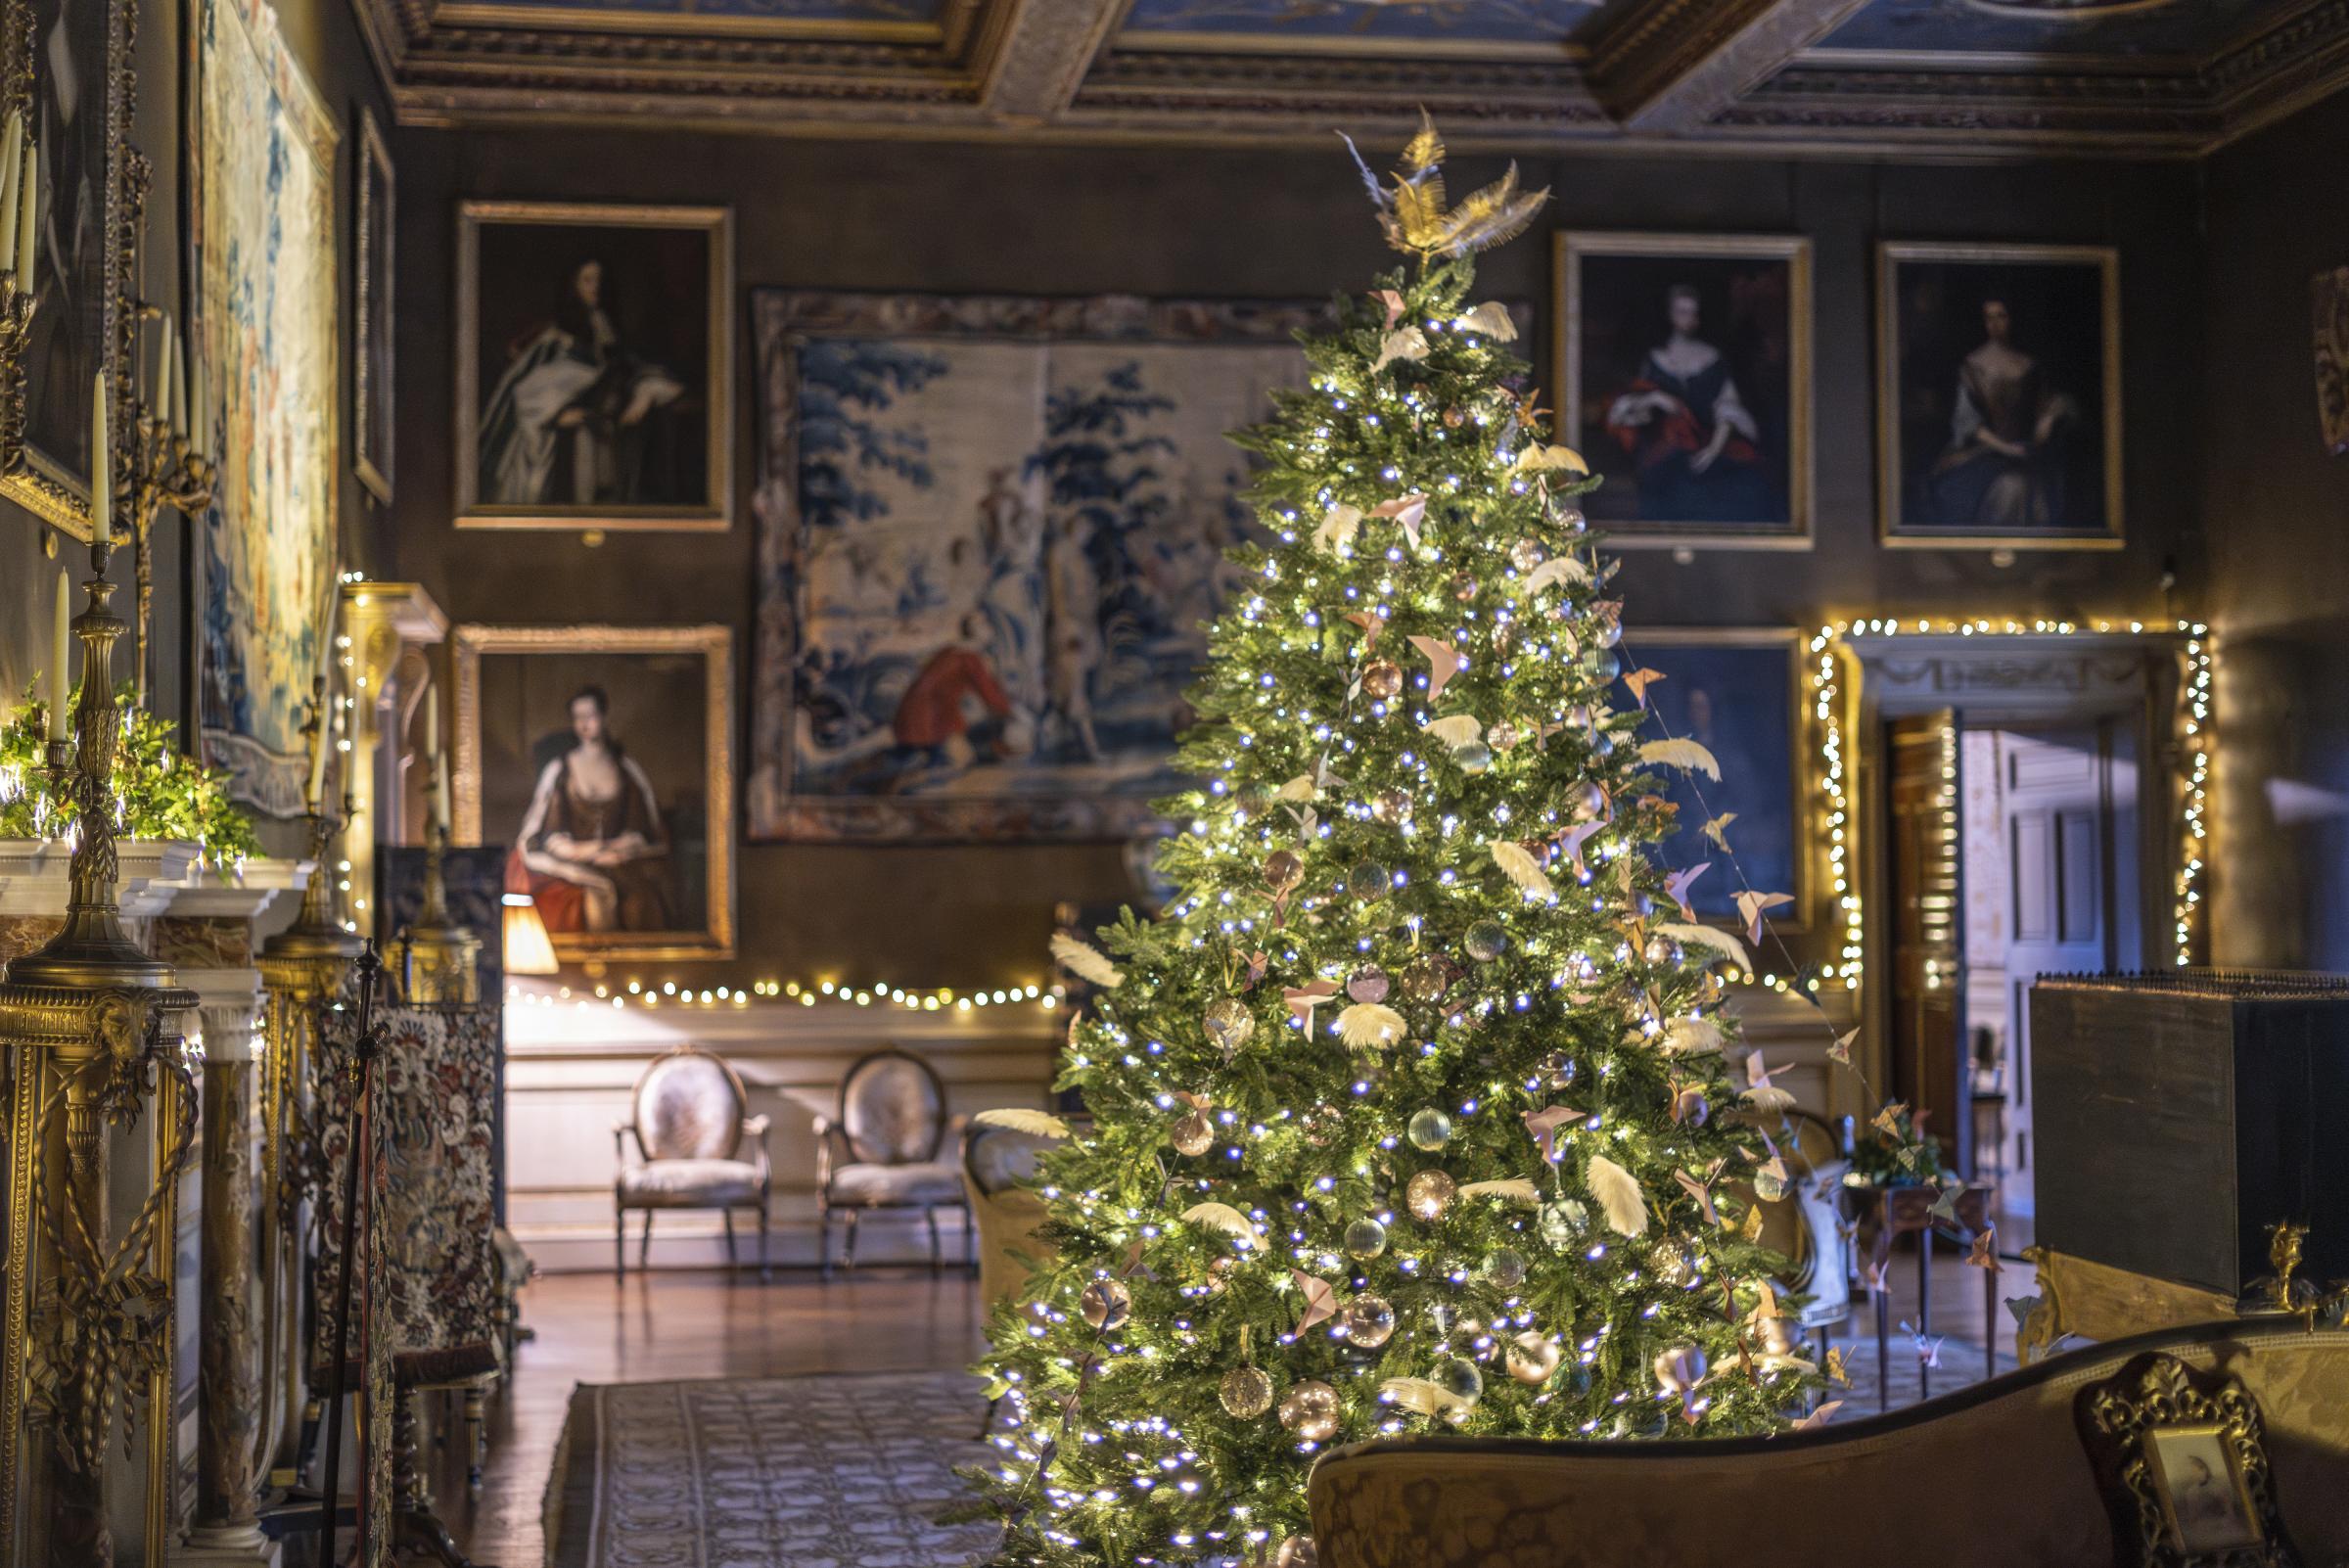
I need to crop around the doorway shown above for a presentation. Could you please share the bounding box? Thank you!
[1886,715,2143,1233]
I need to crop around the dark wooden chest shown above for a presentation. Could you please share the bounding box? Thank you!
[2030,969,2349,1297]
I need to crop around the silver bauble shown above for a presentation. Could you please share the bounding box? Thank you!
[1539,1199,1589,1248]
[1278,1381,1342,1442]
[1081,1278,1131,1331]
[1487,1246,1529,1290]
[1344,1217,1389,1260]
[1432,1357,1484,1405]
[1464,922,1507,962]
[1506,1331,1562,1386]
[1405,1107,1453,1151]
[1338,1293,1396,1349]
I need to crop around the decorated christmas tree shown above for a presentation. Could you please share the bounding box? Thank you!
[970,120,1814,1568]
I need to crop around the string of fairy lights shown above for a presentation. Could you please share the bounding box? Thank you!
[1810,617,2214,979]
[507,976,1062,1012]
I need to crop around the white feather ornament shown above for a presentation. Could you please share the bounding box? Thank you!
[1659,1015,1728,1058]
[1741,1084,1797,1114]
[971,1108,1073,1138]
[1490,841,1554,900]
[1585,1153,1650,1237]
[1336,1002,1405,1049]
[1181,1202,1260,1242]
[1458,301,1518,342]
[1313,502,1364,555]
[1459,1178,1540,1206]
[1523,556,1590,597]
[1637,738,1722,780]
[1276,773,1317,802]
[1422,715,1483,751]
[1371,326,1431,374]
[1510,443,1590,475]
[1654,922,1751,974]
[1050,933,1124,989]
[1380,1376,1474,1418]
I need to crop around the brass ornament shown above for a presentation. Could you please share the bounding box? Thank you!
[1277,1380,1341,1442]
[1506,1331,1562,1386]
[1263,850,1305,896]
[1220,1364,1275,1418]
[1172,1110,1215,1157]
[1360,660,1404,702]
[1405,1170,1455,1222]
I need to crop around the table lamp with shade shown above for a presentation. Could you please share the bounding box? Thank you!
[501,894,559,978]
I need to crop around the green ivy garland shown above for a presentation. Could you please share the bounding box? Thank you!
[0,685,261,866]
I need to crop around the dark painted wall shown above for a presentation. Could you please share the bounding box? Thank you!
[384,127,2205,992]
[2202,92,2349,971]
[0,0,390,858]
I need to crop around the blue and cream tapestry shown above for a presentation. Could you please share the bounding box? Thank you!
[749,292,1326,841]
[191,0,339,814]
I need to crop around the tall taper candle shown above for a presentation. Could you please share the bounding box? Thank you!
[435,749,452,835]
[307,681,331,807]
[154,312,174,433]
[0,111,22,275]
[169,317,187,439]
[91,370,109,545]
[14,138,35,291]
[424,683,439,761]
[46,568,68,743]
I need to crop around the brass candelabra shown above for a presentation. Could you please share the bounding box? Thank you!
[122,309,213,698]
[0,527,198,1568]
[399,770,481,1007]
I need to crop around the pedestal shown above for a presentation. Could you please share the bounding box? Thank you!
[342,582,448,943]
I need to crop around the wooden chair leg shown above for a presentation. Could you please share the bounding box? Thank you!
[962,1204,977,1277]
[927,1207,943,1275]
[758,1200,770,1280]
[616,1205,627,1280]
[820,1209,834,1279]
[723,1211,738,1268]
[844,1209,861,1272]
[640,1211,655,1270]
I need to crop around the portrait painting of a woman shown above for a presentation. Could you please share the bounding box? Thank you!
[507,686,672,935]
[458,203,732,531]
[1881,243,2120,546]
[1560,234,1812,548]
[458,625,734,962]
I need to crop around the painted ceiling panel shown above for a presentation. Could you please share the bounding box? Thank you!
[1112,0,1638,51]
[1814,0,2298,59]
[443,0,945,27]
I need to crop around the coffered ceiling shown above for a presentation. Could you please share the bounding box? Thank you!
[358,0,2349,155]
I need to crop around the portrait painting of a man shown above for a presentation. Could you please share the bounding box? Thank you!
[1880,243,2121,546]
[1560,233,1812,548]
[458,203,732,530]
[456,625,734,961]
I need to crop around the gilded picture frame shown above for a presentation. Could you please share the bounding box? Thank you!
[1610,626,1819,937]
[454,201,734,532]
[1877,241,2124,551]
[452,623,736,963]
[2076,1352,2298,1568]
[0,0,138,542]
[1556,232,1814,551]
[353,105,394,504]
[2310,263,2349,456]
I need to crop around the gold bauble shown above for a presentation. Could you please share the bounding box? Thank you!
[1204,995,1256,1053]
[1081,1278,1131,1331]
[1172,1110,1215,1157]
[1220,1365,1275,1418]
[1401,956,1451,1003]
[1371,786,1412,824]
[1264,849,1305,895]
[1360,660,1404,701]
[1338,1292,1396,1348]
[1277,1380,1342,1442]
[1506,1331,1562,1386]
[1509,538,1544,572]
[1405,1169,1456,1222]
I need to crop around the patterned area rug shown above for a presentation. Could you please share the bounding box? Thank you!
[545,1370,1001,1568]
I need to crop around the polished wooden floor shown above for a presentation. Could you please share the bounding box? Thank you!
[427,1242,2028,1566]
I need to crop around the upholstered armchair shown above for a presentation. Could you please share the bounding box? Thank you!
[613,1043,772,1276]
[961,1115,1086,1307]
[815,1046,971,1275]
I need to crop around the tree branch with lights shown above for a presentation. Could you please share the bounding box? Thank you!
[964,120,1819,1568]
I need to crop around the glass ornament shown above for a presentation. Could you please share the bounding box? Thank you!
[1344,1218,1389,1260]
[1539,1198,1589,1248]
[1432,1357,1483,1405]
[1081,1278,1131,1331]
[1449,572,1478,602]
[1464,923,1507,963]
[1360,660,1404,701]
[1628,891,1654,919]
[1754,1166,1789,1203]
[1589,729,1614,760]
[1508,538,1543,573]
[1595,620,1623,650]
[1402,956,1452,1002]
[1565,704,1594,732]
[1588,649,1620,683]
[1278,1381,1342,1442]
[1204,996,1256,1052]
[1486,1246,1529,1290]
[1649,1242,1696,1287]
[1372,786,1412,824]
[1506,1331,1562,1385]
[1488,720,1523,753]
[1557,506,1588,534]
[1350,860,1391,901]
[1172,1110,1215,1157]
[1338,1293,1396,1349]
[1264,849,1305,895]
[1455,742,1493,774]
[1566,781,1607,821]
[1220,1365,1275,1417]
[1538,1052,1580,1091]
[1347,965,1390,1004]
[1405,1170,1455,1222]
[1405,1107,1452,1151]
[1643,934,1682,967]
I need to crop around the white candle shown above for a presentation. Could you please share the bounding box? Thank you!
[15,139,36,290]
[169,319,187,440]
[307,681,331,806]
[0,112,23,276]
[424,682,439,761]
[90,371,108,546]
[190,348,207,454]
[46,569,68,743]
[435,750,452,835]
[153,312,173,433]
